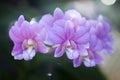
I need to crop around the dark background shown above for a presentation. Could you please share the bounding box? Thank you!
[0,0,119,80]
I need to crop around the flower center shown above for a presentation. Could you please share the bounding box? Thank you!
[67,40,76,48]
[24,39,37,53]
[52,40,76,53]
[65,40,76,52]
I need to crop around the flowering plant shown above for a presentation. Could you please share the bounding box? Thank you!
[9,8,113,67]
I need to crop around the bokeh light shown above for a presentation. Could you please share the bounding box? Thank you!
[101,0,116,5]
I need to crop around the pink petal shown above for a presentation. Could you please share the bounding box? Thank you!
[39,14,54,27]
[78,46,88,56]
[37,42,49,53]
[17,15,25,27]
[98,15,112,32]
[89,35,98,48]
[52,25,65,40]
[53,19,65,28]
[73,57,82,67]
[54,8,64,20]
[75,32,89,44]
[38,28,47,41]
[45,29,63,45]
[65,10,81,20]
[94,39,103,51]
[12,43,22,56]
[31,23,46,41]
[65,21,74,38]
[21,21,32,39]
[105,44,113,53]
[54,45,64,57]
[74,26,89,40]
[9,27,24,43]
[94,53,104,64]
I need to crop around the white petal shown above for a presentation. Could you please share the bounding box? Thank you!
[29,49,36,58]
[23,51,30,61]
[84,58,96,67]
[14,54,23,60]
[66,49,79,59]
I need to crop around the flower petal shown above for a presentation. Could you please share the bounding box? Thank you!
[94,39,103,51]
[94,53,104,64]
[33,25,47,42]
[66,49,79,59]
[9,27,23,43]
[73,57,82,67]
[54,8,64,20]
[78,45,89,56]
[54,45,64,57]
[65,10,81,20]
[29,49,36,59]
[14,54,23,60]
[12,43,22,56]
[98,15,112,32]
[23,49,36,61]
[45,28,63,45]
[37,42,49,53]
[89,35,98,49]
[73,26,90,41]
[23,51,30,61]
[21,21,32,39]
[84,58,96,67]
[53,19,65,28]
[75,32,89,44]
[39,14,54,28]
[65,21,74,38]
[17,15,25,27]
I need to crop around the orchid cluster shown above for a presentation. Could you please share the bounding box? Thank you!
[9,8,113,67]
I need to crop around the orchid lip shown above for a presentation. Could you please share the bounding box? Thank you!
[24,39,37,51]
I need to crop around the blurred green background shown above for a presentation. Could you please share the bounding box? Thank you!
[0,0,119,80]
